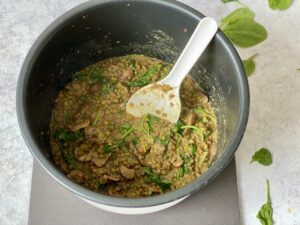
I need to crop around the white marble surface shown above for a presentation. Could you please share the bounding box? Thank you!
[0,0,299,225]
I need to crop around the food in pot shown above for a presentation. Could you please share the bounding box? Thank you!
[50,54,217,197]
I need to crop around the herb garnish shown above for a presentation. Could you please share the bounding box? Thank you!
[54,128,84,144]
[144,167,171,191]
[147,114,160,133]
[103,140,125,153]
[243,53,258,77]
[251,148,272,166]
[180,125,205,142]
[127,64,163,87]
[268,0,293,10]
[257,179,274,225]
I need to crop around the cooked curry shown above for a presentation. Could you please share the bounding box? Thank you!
[50,55,217,197]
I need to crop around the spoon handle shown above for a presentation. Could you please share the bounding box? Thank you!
[160,17,218,87]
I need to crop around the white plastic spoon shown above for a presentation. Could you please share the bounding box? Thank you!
[126,17,218,123]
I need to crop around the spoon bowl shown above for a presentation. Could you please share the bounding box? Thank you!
[126,17,218,122]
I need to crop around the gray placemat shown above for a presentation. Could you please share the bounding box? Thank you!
[28,160,239,225]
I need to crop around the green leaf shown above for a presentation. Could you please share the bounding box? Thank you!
[191,144,197,157]
[144,167,171,191]
[177,167,184,178]
[268,0,293,10]
[154,136,170,146]
[127,64,163,87]
[194,107,215,120]
[243,53,258,77]
[180,125,205,141]
[54,128,85,143]
[257,179,273,225]
[220,8,255,28]
[223,18,268,48]
[103,140,125,153]
[171,120,185,134]
[251,148,272,166]
[147,114,160,133]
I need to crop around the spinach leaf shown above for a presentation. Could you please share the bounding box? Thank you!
[220,8,255,28]
[103,140,125,153]
[127,64,163,87]
[194,107,215,120]
[177,167,184,178]
[180,125,205,141]
[144,167,171,191]
[257,179,273,225]
[243,53,258,77]
[171,120,185,134]
[120,123,132,133]
[251,148,272,166]
[191,144,197,157]
[268,0,293,10]
[54,128,84,143]
[147,114,160,132]
[222,18,268,48]
[154,136,170,146]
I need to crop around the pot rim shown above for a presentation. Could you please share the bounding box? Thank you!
[16,0,249,208]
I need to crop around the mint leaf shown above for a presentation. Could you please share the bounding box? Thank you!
[257,179,274,225]
[243,53,258,76]
[251,148,272,166]
[268,0,293,10]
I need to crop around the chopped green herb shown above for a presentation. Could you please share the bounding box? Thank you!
[103,140,125,153]
[268,0,293,10]
[61,148,78,169]
[198,152,208,166]
[81,95,89,102]
[120,123,132,133]
[147,114,160,133]
[88,67,105,83]
[121,127,135,139]
[180,125,204,141]
[72,71,87,81]
[257,179,273,225]
[177,167,184,178]
[171,120,185,134]
[154,136,169,146]
[54,128,84,143]
[182,154,191,173]
[144,167,171,191]
[129,59,138,75]
[191,144,197,157]
[101,81,116,95]
[92,112,101,126]
[127,64,163,87]
[132,136,138,145]
[251,148,272,166]
[243,53,258,77]
[194,107,215,120]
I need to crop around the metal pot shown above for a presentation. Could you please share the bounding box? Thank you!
[16,0,249,214]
